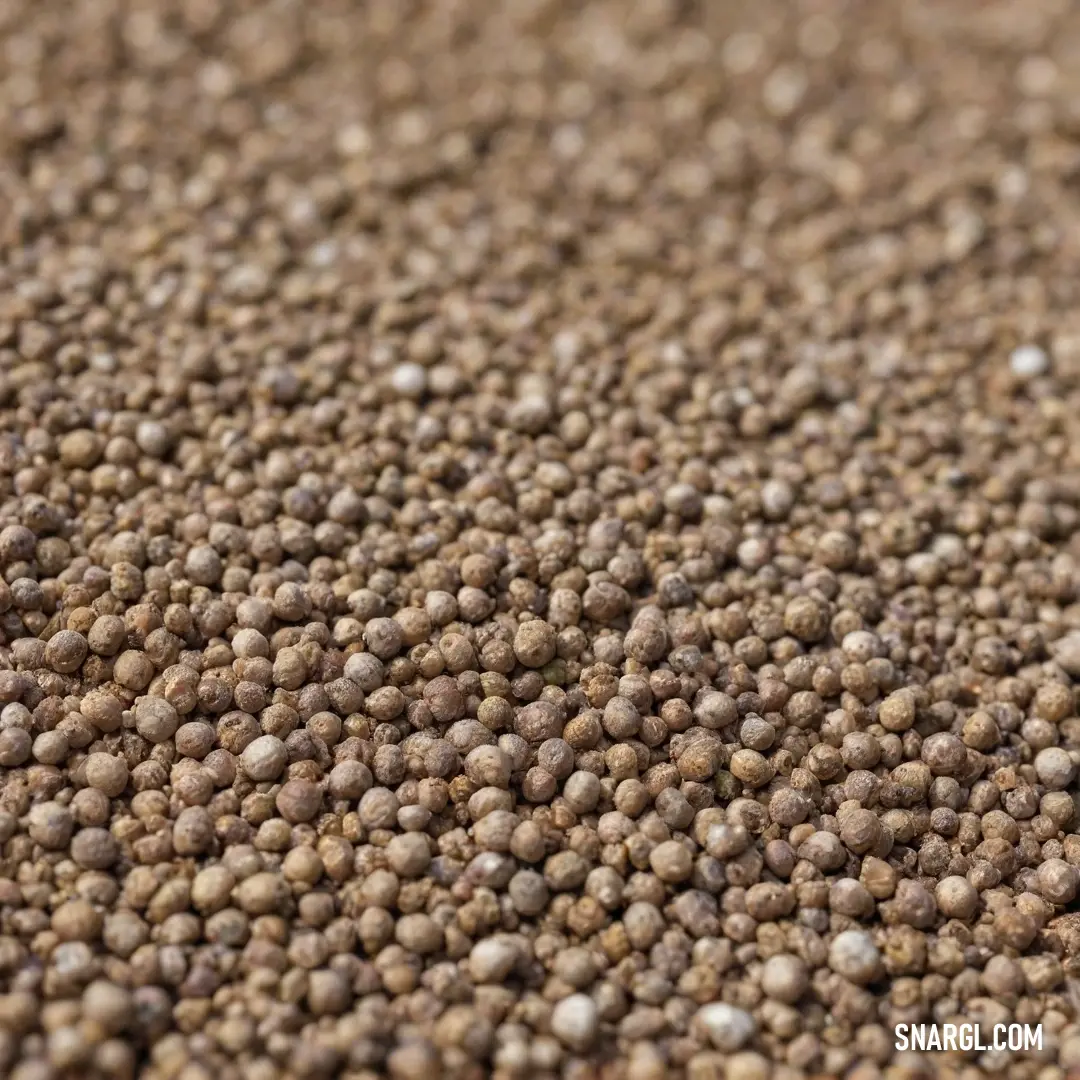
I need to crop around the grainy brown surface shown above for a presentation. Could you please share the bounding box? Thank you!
[3,1,1080,1078]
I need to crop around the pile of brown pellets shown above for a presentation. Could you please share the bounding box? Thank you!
[4,1,1080,1078]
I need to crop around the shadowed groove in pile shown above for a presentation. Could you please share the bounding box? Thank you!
[3,1,1080,1078]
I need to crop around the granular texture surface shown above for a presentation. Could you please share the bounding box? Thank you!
[2,2,1080,1079]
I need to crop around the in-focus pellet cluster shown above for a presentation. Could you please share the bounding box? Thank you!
[3,1,1080,1079]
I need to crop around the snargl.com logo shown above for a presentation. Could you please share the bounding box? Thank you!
[894,1024,1043,1053]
